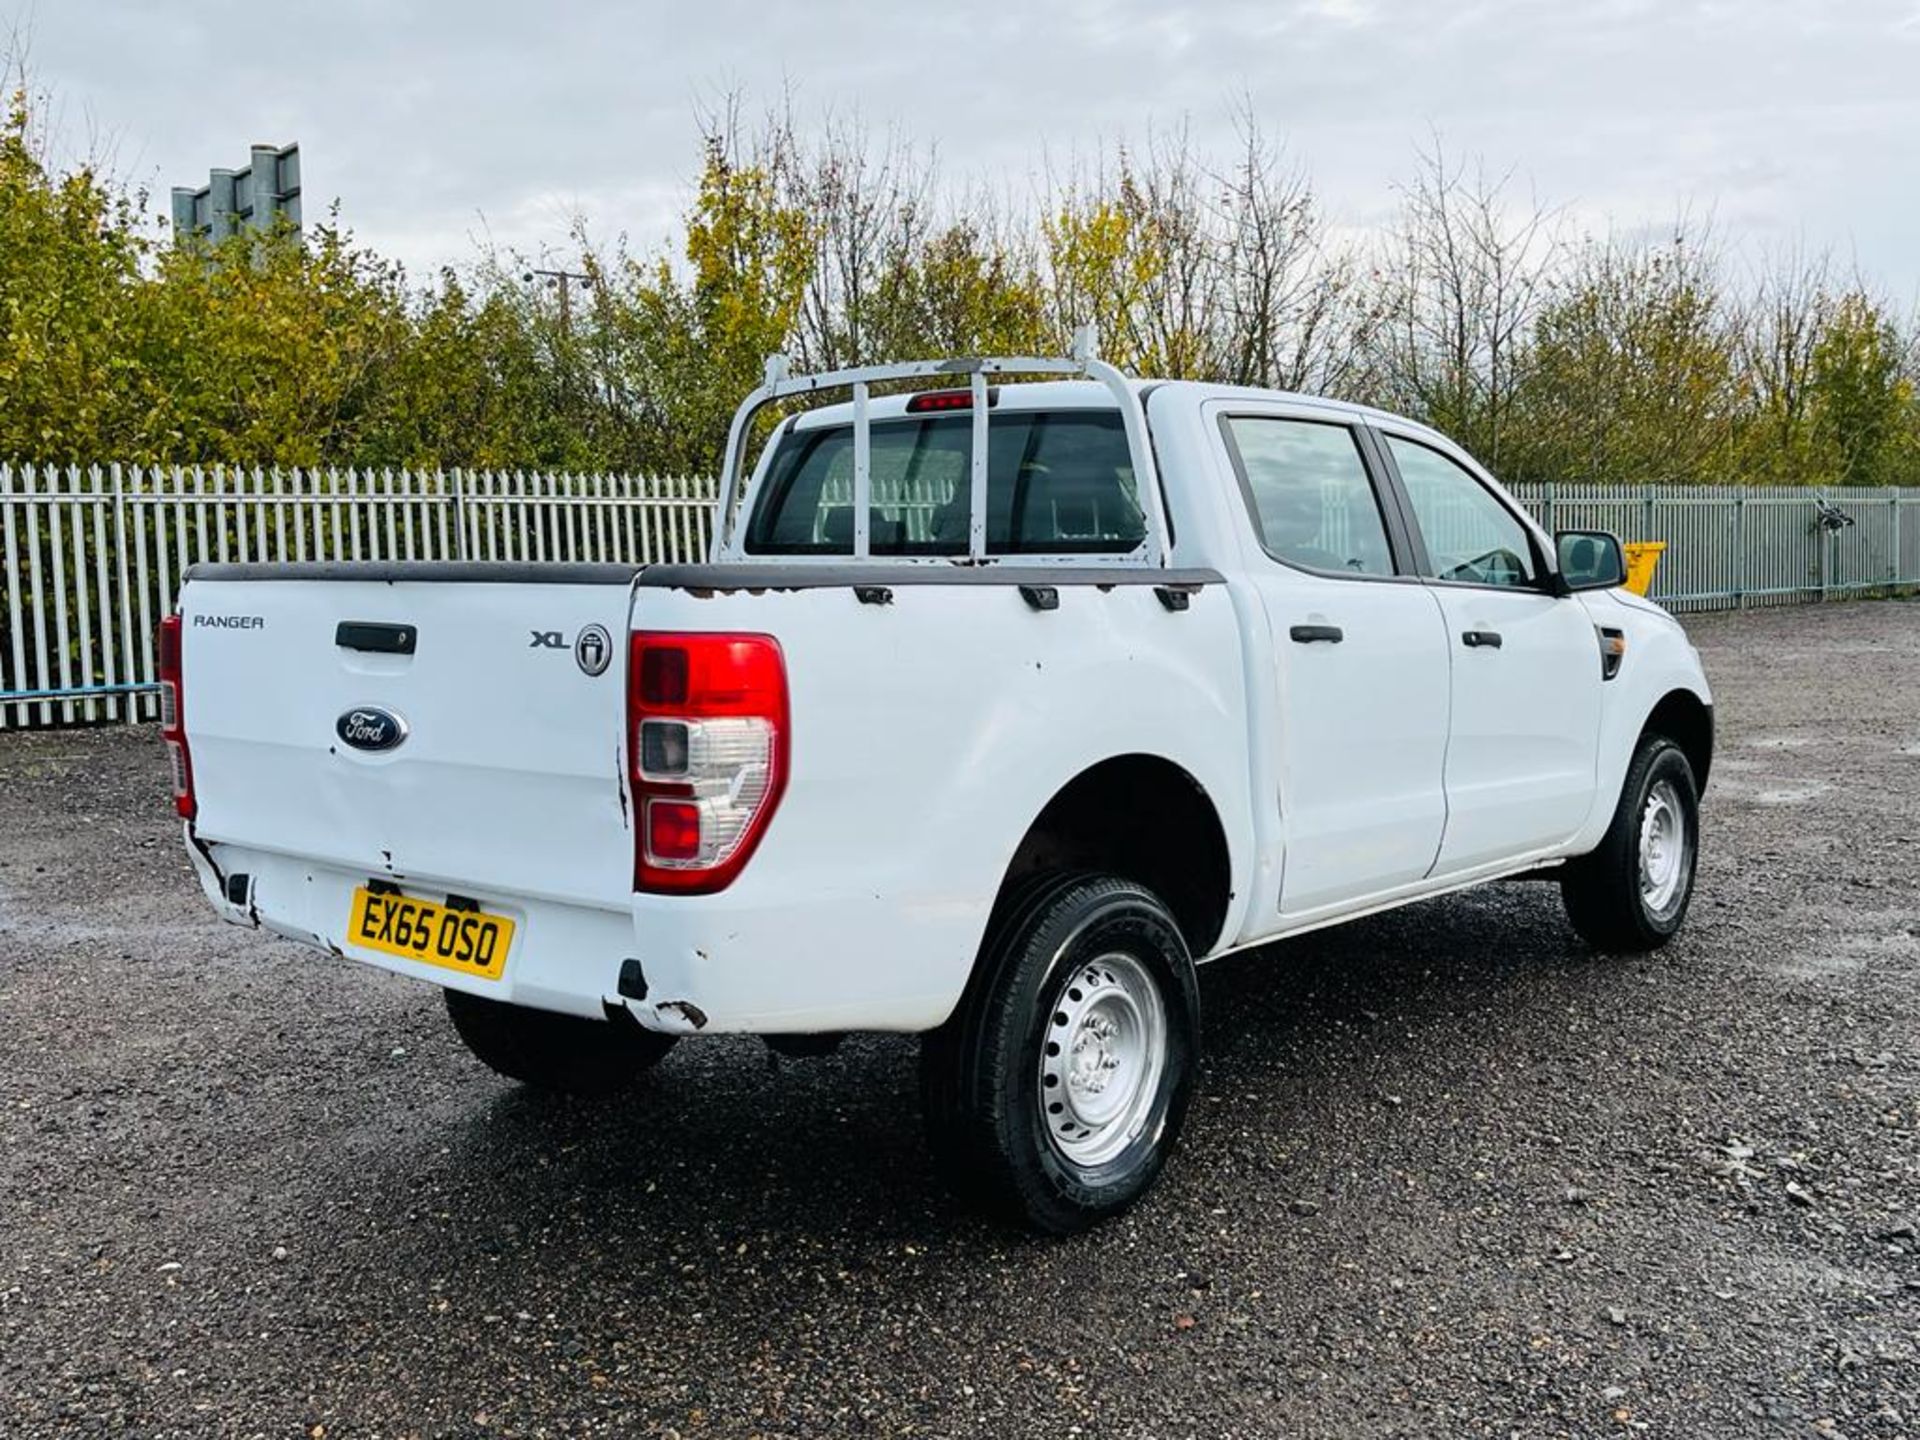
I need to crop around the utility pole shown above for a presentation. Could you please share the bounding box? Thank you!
[524,268,592,335]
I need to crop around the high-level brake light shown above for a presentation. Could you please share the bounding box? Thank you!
[905,387,1000,413]
[628,632,789,893]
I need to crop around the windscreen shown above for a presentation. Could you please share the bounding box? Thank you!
[744,409,1145,556]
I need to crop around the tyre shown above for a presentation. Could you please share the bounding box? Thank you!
[920,874,1201,1234]
[1561,734,1701,953]
[444,988,676,1095]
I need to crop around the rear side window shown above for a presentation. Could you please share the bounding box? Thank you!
[745,410,1144,556]
[1223,416,1396,577]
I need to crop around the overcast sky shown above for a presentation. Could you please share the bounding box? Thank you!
[19,0,1920,299]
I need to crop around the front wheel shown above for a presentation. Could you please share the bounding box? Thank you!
[920,874,1201,1234]
[1562,734,1701,952]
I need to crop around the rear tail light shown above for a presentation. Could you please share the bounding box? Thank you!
[157,614,195,819]
[628,632,788,893]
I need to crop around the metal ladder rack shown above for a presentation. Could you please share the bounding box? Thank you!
[710,327,1169,567]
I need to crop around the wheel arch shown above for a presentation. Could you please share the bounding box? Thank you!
[987,753,1234,961]
[1641,686,1714,793]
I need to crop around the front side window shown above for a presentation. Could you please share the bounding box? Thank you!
[1224,416,1396,577]
[1386,435,1537,588]
[745,410,1144,556]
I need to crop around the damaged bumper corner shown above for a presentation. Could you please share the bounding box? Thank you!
[183,821,259,929]
[607,995,711,1034]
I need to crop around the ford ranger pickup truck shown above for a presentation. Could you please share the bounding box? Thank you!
[164,334,1712,1233]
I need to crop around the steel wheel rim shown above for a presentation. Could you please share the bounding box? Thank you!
[1038,951,1168,1169]
[1638,777,1689,917]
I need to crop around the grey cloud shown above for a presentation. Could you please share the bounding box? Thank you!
[21,0,1920,295]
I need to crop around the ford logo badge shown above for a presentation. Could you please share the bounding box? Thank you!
[336,706,408,753]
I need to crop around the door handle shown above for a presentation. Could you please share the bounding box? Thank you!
[336,621,417,655]
[1289,624,1344,644]
[1461,629,1503,649]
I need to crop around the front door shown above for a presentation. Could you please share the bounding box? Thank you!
[1377,431,1604,874]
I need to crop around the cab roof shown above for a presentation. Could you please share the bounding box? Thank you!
[786,377,1444,447]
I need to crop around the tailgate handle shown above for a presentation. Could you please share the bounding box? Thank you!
[336,621,417,655]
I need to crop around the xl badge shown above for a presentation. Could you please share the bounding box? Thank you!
[574,624,612,677]
[336,706,408,753]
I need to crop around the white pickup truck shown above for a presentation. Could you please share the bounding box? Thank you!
[166,336,1712,1232]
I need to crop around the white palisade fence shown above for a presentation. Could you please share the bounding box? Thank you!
[0,464,714,728]
[2,463,1917,730]
[1508,482,1920,612]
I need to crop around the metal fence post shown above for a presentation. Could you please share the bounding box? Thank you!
[1892,492,1900,588]
[1816,492,1829,601]
[1732,492,1745,609]
[110,462,133,725]
[451,468,468,561]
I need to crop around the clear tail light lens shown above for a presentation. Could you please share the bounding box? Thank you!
[629,633,788,893]
[156,614,196,819]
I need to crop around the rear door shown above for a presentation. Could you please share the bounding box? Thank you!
[1374,432,1604,873]
[1212,408,1453,919]
[180,564,639,908]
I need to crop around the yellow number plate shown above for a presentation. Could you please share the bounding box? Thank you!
[346,886,515,980]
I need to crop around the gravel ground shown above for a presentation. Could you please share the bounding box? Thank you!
[2,598,1917,1440]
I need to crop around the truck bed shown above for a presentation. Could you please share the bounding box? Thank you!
[177,559,1254,1034]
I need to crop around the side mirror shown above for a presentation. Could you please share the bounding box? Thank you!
[1554,529,1626,592]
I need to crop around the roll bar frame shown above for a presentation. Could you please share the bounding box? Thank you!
[710,327,1167,567]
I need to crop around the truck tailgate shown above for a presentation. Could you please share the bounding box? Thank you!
[180,564,638,910]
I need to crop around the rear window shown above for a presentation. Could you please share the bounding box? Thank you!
[744,410,1144,556]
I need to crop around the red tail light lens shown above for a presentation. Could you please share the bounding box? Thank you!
[645,799,703,861]
[629,632,788,893]
[157,614,195,819]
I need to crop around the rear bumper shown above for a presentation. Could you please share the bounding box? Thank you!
[186,830,968,1036]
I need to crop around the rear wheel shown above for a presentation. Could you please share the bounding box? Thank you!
[444,988,676,1095]
[1562,734,1700,952]
[920,874,1200,1234]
